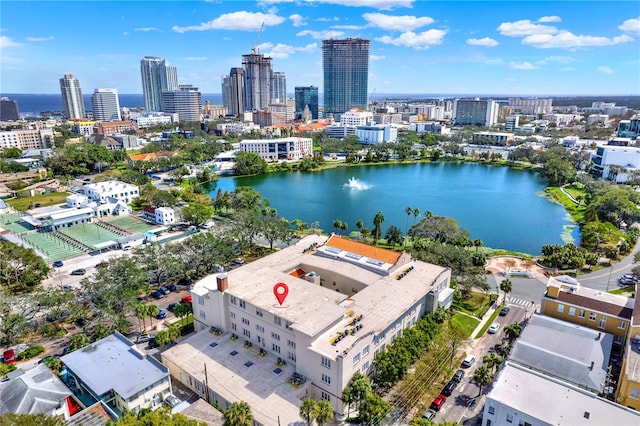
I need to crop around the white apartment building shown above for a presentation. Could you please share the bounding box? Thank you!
[482,362,640,426]
[340,108,374,126]
[587,114,610,126]
[508,97,553,115]
[91,88,121,122]
[129,111,174,128]
[409,122,449,134]
[504,115,520,132]
[70,121,98,138]
[0,129,51,151]
[325,125,356,139]
[590,145,640,182]
[162,235,452,425]
[239,137,312,161]
[472,131,514,146]
[155,207,175,225]
[356,124,398,144]
[542,113,583,126]
[216,122,260,134]
[83,180,139,203]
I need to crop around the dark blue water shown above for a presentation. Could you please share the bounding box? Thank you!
[1,93,223,117]
[208,163,579,255]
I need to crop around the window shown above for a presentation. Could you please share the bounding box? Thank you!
[256,325,264,333]
[272,344,281,354]
[256,308,263,317]
[288,352,296,362]
[238,300,246,309]
[353,353,361,365]
[242,317,250,325]
[599,317,606,329]
[230,296,237,305]
[243,329,250,337]
[321,357,331,369]
[321,391,330,402]
[488,403,495,415]
[506,414,513,423]
[630,388,639,399]
[287,340,296,348]
[618,320,626,330]
[579,309,585,318]
[230,312,236,319]
[362,345,370,356]
[199,310,206,319]
[568,307,576,316]
[362,360,370,371]
[271,332,280,341]
[614,335,624,345]
[557,303,565,313]
[589,313,597,321]
[274,316,282,326]
[285,321,293,331]
[321,373,331,385]
[231,323,237,331]
[198,296,205,305]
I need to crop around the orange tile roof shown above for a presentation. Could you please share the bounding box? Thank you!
[326,235,401,265]
[128,153,156,162]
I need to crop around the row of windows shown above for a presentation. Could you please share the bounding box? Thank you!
[556,303,627,329]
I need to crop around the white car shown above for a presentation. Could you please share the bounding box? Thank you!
[488,323,500,334]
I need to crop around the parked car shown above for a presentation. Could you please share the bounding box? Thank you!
[167,302,178,312]
[70,268,86,276]
[233,257,245,265]
[166,283,177,292]
[499,307,510,316]
[462,355,476,367]
[158,286,170,295]
[136,333,156,344]
[421,408,437,420]
[156,309,167,319]
[164,395,180,408]
[619,275,637,285]
[488,323,501,334]
[181,295,192,304]
[442,379,458,396]
[178,276,193,287]
[430,394,447,411]
[53,260,63,267]
[453,369,465,383]
[150,290,164,299]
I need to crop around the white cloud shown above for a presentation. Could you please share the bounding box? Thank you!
[172,11,285,33]
[370,54,386,60]
[509,61,538,70]
[466,37,498,47]
[135,27,161,32]
[538,16,561,23]
[331,24,367,30]
[363,12,434,31]
[522,32,633,48]
[619,17,640,35]
[375,29,447,49]
[497,20,558,37]
[297,29,345,39]
[597,66,615,74]
[257,42,317,58]
[0,35,23,48]
[289,14,307,27]
[26,36,54,42]
[183,56,208,61]
[317,17,340,22]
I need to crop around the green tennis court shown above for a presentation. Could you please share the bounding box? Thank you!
[103,215,158,234]
[61,223,123,250]
[21,232,84,261]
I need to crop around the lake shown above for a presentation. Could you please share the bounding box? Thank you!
[207,162,579,255]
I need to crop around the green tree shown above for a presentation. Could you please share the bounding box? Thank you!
[405,206,413,234]
[499,279,513,303]
[359,392,393,425]
[504,322,522,342]
[173,302,193,327]
[482,352,503,373]
[224,401,253,426]
[385,225,403,248]
[233,151,267,176]
[472,364,493,396]
[300,398,317,426]
[373,211,385,245]
[111,407,205,425]
[155,330,170,347]
[314,400,334,426]
[70,333,90,351]
[341,385,355,418]
[0,241,50,293]
[182,202,214,227]
[0,413,66,426]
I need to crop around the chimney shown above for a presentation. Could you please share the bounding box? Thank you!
[589,361,594,370]
[597,332,601,341]
[216,274,228,292]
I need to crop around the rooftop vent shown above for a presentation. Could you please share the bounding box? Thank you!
[584,411,590,419]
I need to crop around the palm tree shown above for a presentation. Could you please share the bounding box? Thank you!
[224,401,253,426]
[333,219,343,234]
[482,353,503,373]
[167,324,181,343]
[314,401,334,426]
[412,207,420,224]
[146,304,159,328]
[473,364,493,396]
[70,333,90,351]
[499,279,513,304]
[173,302,192,327]
[504,322,522,342]
[473,239,483,253]
[405,206,412,234]
[134,303,147,331]
[300,398,317,426]
[155,330,170,347]
[341,385,355,419]
[373,211,385,245]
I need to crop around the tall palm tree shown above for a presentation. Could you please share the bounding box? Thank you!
[473,364,493,396]
[314,401,334,426]
[146,304,159,328]
[373,211,385,245]
[341,385,355,418]
[405,206,412,234]
[300,398,317,426]
[473,239,483,253]
[412,207,420,224]
[333,219,343,234]
[224,401,253,426]
[504,322,522,342]
[499,278,513,304]
[167,324,181,344]
[134,303,147,331]
[482,353,503,373]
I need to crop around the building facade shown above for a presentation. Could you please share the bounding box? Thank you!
[617,116,640,139]
[295,86,319,120]
[83,180,139,203]
[590,145,640,183]
[271,71,287,104]
[453,99,499,127]
[239,137,312,161]
[161,85,202,122]
[222,67,244,117]
[472,131,514,146]
[0,97,20,121]
[356,124,398,144]
[59,74,86,119]
[242,53,273,111]
[91,89,121,122]
[323,38,370,118]
[0,129,51,151]
[508,97,553,115]
[140,56,179,112]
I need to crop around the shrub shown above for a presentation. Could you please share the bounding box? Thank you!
[17,345,46,360]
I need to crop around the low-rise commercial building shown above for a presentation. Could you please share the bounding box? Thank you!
[472,131,514,146]
[590,145,640,183]
[83,180,139,204]
[239,137,312,161]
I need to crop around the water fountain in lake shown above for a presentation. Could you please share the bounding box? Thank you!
[343,177,371,190]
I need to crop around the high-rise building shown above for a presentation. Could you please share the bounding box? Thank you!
[242,53,273,111]
[271,71,287,104]
[322,38,370,118]
[452,99,499,127]
[161,84,201,122]
[294,86,319,120]
[59,74,86,119]
[222,68,244,117]
[91,88,121,122]
[0,97,20,121]
[508,97,553,115]
[140,56,179,112]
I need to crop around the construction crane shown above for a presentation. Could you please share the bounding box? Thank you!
[251,22,265,54]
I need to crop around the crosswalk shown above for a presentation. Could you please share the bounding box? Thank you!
[507,296,540,311]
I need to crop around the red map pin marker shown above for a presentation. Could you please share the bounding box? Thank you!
[273,282,289,306]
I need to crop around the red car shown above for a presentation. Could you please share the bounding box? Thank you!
[430,394,447,411]
[181,295,192,304]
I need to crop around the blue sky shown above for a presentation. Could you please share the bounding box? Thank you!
[1,0,639,95]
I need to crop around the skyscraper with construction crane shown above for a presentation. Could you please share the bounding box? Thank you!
[322,38,370,120]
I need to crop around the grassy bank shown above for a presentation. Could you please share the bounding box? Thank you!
[6,192,69,211]
[545,185,587,224]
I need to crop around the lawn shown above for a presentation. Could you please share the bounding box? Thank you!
[6,192,69,211]
[450,312,480,338]
[545,186,587,223]
[475,308,502,338]
[609,285,635,297]
[453,291,497,317]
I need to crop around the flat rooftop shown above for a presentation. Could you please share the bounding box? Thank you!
[162,329,305,426]
[60,333,169,399]
[547,277,634,319]
[489,362,640,425]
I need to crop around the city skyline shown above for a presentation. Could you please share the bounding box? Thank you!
[1,1,639,96]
